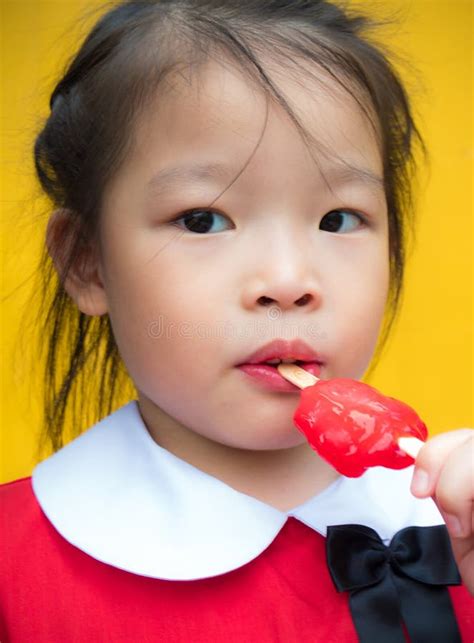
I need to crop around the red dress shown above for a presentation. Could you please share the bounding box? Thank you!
[1,402,473,641]
[1,477,473,642]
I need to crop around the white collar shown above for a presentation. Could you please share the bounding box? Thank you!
[32,400,443,581]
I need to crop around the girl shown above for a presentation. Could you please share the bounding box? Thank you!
[1,1,472,641]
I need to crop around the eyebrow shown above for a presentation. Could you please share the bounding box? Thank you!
[145,160,385,197]
[146,162,234,198]
[322,164,385,192]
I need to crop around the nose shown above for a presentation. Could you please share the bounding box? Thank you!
[255,291,316,310]
[241,252,321,313]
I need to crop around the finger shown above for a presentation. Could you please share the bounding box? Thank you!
[434,439,474,539]
[410,429,473,498]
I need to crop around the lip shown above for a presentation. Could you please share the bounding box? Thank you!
[235,338,324,393]
[237,362,322,392]
[236,338,325,366]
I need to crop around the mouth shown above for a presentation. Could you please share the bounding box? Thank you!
[256,358,316,366]
[235,339,324,391]
[235,360,323,392]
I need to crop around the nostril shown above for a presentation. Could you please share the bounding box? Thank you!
[295,294,312,306]
[257,296,274,306]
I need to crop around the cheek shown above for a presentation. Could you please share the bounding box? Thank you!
[351,262,389,328]
[102,251,222,396]
[330,238,389,313]
[328,243,389,377]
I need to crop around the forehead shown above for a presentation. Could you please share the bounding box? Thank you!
[115,57,383,195]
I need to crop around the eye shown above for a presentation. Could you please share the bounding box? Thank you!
[320,209,366,233]
[171,208,233,234]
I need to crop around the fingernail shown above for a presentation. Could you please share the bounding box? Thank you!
[444,514,463,538]
[411,468,429,495]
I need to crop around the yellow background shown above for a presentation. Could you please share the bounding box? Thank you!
[1,0,473,483]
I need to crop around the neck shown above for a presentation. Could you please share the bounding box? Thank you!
[137,394,340,512]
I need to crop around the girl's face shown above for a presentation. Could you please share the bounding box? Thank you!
[92,59,389,451]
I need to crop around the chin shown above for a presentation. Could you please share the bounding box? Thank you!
[221,430,307,452]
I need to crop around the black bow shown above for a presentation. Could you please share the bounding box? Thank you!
[326,524,462,643]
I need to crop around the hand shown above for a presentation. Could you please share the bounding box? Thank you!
[410,429,474,595]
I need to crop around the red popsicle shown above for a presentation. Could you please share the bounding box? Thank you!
[277,363,427,477]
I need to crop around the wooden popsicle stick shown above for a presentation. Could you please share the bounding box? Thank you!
[397,437,424,459]
[276,363,318,388]
[277,363,425,460]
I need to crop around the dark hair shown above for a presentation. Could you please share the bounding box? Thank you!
[27,0,425,455]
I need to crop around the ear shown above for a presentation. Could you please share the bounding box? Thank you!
[46,209,108,316]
